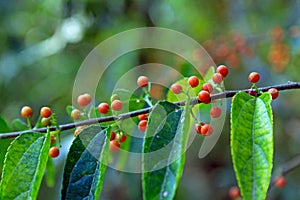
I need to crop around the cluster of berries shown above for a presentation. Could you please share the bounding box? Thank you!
[137,114,148,132]
[72,93,126,152]
[72,93,123,137]
[71,93,123,122]
[248,72,279,99]
[21,106,60,158]
[170,65,228,136]
[109,131,127,152]
[71,75,150,152]
[136,76,150,132]
[196,66,228,135]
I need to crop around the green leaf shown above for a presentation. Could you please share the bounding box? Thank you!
[45,158,55,188]
[203,66,215,82]
[0,116,11,172]
[66,105,75,117]
[115,131,132,170]
[0,116,10,133]
[230,92,273,200]
[61,125,110,200]
[11,119,28,131]
[0,139,11,173]
[0,132,50,200]
[142,100,191,200]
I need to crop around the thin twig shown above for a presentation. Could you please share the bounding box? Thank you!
[1,81,300,139]
[269,154,300,187]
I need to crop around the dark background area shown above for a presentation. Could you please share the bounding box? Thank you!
[1,0,300,199]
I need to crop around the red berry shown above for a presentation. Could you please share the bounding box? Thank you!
[274,176,286,188]
[198,91,211,104]
[212,73,223,84]
[201,124,213,136]
[119,134,127,143]
[21,106,33,118]
[110,131,116,141]
[71,109,81,120]
[98,102,110,114]
[50,135,55,145]
[229,186,241,199]
[138,114,148,121]
[202,83,213,93]
[109,140,120,152]
[210,106,222,118]
[77,93,92,107]
[268,88,279,100]
[138,120,148,132]
[217,65,229,77]
[111,100,123,111]
[188,76,199,88]
[171,83,183,94]
[137,76,149,88]
[49,147,60,158]
[40,107,52,118]
[248,72,260,83]
[194,122,205,134]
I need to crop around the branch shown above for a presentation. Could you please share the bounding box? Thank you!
[1,81,300,139]
[269,154,300,187]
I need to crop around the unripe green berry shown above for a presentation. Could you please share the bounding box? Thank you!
[71,109,81,120]
[41,117,51,127]
[110,94,120,103]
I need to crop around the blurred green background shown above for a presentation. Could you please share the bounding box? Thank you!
[1,0,300,199]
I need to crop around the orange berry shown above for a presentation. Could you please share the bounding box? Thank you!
[49,147,60,158]
[248,72,260,83]
[138,114,148,121]
[109,140,120,152]
[171,83,183,94]
[210,106,222,118]
[98,102,110,114]
[137,76,149,87]
[111,100,123,111]
[229,186,241,199]
[202,83,213,93]
[50,135,55,145]
[71,109,81,120]
[201,124,213,136]
[40,107,52,118]
[138,120,148,132]
[194,122,205,134]
[77,93,92,107]
[212,73,223,84]
[217,65,229,77]
[188,76,199,88]
[110,131,116,141]
[119,134,127,143]
[268,88,279,100]
[274,176,286,188]
[21,106,33,118]
[198,91,211,104]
